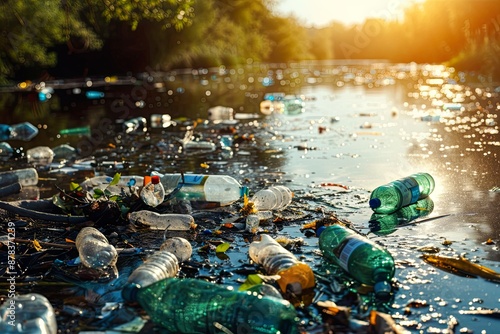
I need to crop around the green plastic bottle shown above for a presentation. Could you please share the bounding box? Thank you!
[369,197,434,235]
[369,172,435,214]
[318,224,395,300]
[122,278,299,334]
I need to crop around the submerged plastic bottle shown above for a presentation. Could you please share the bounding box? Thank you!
[127,251,180,289]
[140,175,165,207]
[369,172,435,214]
[0,168,38,188]
[318,224,395,300]
[0,293,57,334]
[75,227,118,270]
[369,197,435,235]
[122,278,299,334]
[250,185,293,211]
[249,234,315,306]
[160,237,192,262]
[154,172,249,206]
[128,210,195,231]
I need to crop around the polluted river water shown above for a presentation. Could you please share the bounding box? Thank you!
[0,61,500,333]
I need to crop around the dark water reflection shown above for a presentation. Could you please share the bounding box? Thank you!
[1,61,500,332]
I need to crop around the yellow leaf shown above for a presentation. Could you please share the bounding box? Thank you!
[32,239,43,251]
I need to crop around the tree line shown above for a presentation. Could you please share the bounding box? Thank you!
[1,0,499,83]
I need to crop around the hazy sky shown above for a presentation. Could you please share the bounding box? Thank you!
[275,0,421,27]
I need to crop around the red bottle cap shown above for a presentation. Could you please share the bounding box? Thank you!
[151,175,160,184]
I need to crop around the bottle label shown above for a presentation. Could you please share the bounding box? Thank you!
[333,235,366,271]
[393,177,420,206]
[180,174,208,185]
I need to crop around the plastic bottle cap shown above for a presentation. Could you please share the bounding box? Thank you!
[151,175,160,184]
[143,176,152,186]
[373,281,392,301]
[369,198,382,209]
[316,225,326,237]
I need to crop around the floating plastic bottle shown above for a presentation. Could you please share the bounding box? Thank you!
[140,175,165,207]
[7,122,39,141]
[0,293,57,334]
[369,197,435,235]
[80,175,143,196]
[122,278,299,334]
[26,146,54,166]
[282,95,305,115]
[150,114,175,128]
[0,168,38,188]
[245,211,273,233]
[183,140,217,152]
[52,144,77,161]
[75,227,118,270]
[0,125,12,141]
[318,224,395,300]
[128,210,195,231]
[127,251,180,289]
[154,173,249,206]
[123,117,147,134]
[159,237,192,262]
[369,172,435,214]
[251,185,293,211]
[249,234,315,306]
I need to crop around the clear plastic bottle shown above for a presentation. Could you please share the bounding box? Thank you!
[52,144,77,161]
[207,105,234,121]
[75,227,118,270]
[122,278,299,334]
[159,237,192,262]
[369,197,435,236]
[250,185,293,211]
[245,211,273,233]
[9,122,39,141]
[26,146,54,166]
[154,173,249,206]
[369,172,435,214]
[249,234,315,306]
[0,293,57,334]
[318,224,395,300]
[140,175,165,207]
[128,210,195,231]
[127,251,180,288]
[80,175,143,197]
[0,168,38,188]
[123,117,147,134]
[0,124,11,141]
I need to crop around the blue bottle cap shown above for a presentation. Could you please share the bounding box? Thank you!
[316,225,326,237]
[373,281,392,301]
[369,198,382,209]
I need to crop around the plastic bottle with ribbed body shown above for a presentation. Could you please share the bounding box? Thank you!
[249,234,315,306]
[251,185,293,211]
[140,175,165,207]
[0,293,57,334]
[127,251,180,289]
[128,210,195,231]
[122,278,299,334]
[369,172,435,214]
[0,168,38,188]
[75,227,118,270]
[154,172,249,206]
[318,224,395,300]
[369,197,435,236]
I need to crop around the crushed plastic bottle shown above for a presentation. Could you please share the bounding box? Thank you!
[0,168,38,188]
[127,251,181,289]
[369,197,435,235]
[26,146,54,166]
[154,172,249,206]
[75,227,118,270]
[80,175,143,197]
[140,175,165,207]
[369,172,435,214]
[249,234,316,306]
[0,293,57,334]
[128,210,195,231]
[122,277,299,334]
[251,185,293,211]
[318,224,395,300]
